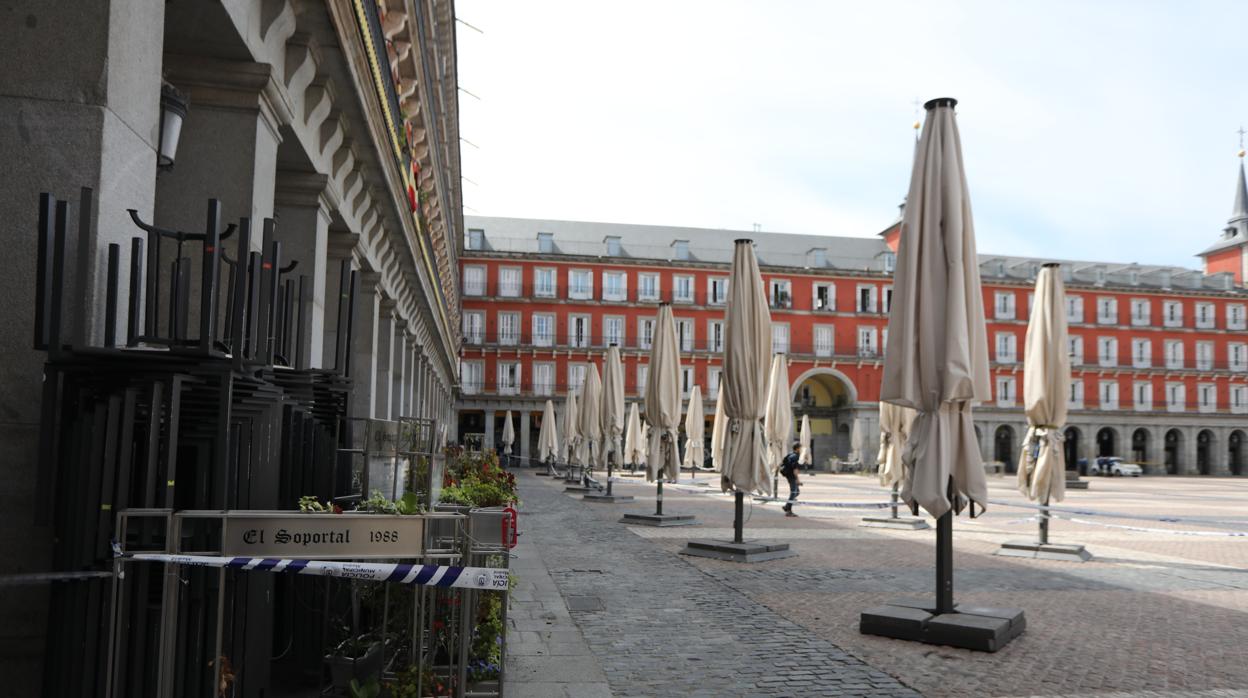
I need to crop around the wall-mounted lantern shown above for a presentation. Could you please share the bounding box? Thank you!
[157,81,188,170]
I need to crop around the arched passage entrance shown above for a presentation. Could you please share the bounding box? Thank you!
[1096,427,1117,458]
[1197,429,1215,475]
[1231,430,1245,476]
[1064,427,1083,474]
[995,425,1016,473]
[791,368,858,465]
[1131,428,1150,467]
[1164,429,1183,475]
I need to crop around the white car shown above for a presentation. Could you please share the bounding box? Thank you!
[1089,457,1143,477]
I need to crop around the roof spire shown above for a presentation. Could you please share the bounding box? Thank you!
[1231,146,1248,228]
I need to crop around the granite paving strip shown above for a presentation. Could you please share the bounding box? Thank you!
[515,473,920,698]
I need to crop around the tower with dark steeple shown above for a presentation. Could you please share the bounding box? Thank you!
[1198,151,1248,284]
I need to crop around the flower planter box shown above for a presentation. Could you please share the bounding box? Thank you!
[324,642,383,690]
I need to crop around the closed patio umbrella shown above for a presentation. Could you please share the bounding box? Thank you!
[849,418,865,466]
[1018,264,1069,505]
[710,390,726,472]
[579,363,603,478]
[876,402,916,488]
[798,414,812,466]
[645,304,682,483]
[683,386,705,473]
[539,400,559,462]
[624,402,643,469]
[764,354,793,477]
[880,97,990,520]
[601,345,625,468]
[562,387,580,471]
[720,240,773,497]
[500,410,515,457]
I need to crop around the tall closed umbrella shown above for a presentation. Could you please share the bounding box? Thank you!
[539,400,559,462]
[763,354,793,477]
[881,98,990,520]
[500,410,515,457]
[638,422,650,462]
[682,386,705,473]
[710,390,726,472]
[562,387,579,473]
[877,402,916,488]
[798,414,812,466]
[645,305,681,483]
[601,346,625,467]
[579,363,603,483]
[624,402,643,469]
[849,418,865,466]
[863,98,1024,648]
[720,240,773,497]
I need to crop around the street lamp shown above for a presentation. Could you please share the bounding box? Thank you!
[157,81,188,170]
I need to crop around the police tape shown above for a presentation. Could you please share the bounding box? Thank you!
[113,547,510,590]
[1052,514,1248,537]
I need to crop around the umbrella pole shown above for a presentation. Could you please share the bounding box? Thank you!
[1039,494,1050,545]
[606,452,615,497]
[935,479,955,615]
[733,491,744,544]
[891,483,900,519]
[654,480,663,516]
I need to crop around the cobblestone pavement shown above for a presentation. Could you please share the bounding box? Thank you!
[512,474,921,697]
[565,471,1248,697]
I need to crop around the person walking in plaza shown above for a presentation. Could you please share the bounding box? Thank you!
[781,442,802,517]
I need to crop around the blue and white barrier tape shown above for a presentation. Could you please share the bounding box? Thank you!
[1053,514,1248,537]
[113,547,509,590]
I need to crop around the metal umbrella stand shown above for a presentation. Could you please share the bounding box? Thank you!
[858,97,1024,652]
[862,404,928,530]
[586,346,633,503]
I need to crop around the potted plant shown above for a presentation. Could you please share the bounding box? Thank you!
[324,629,383,691]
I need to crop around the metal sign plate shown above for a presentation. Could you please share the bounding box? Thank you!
[221,513,425,559]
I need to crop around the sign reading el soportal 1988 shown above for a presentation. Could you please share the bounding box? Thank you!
[221,512,426,559]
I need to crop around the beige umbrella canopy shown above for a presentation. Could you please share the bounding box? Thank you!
[645,304,682,482]
[624,403,643,466]
[877,402,917,487]
[763,354,793,475]
[601,345,626,467]
[639,422,650,462]
[1018,264,1070,503]
[710,390,726,472]
[798,414,812,466]
[721,240,773,495]
[682,386,705,471]
[579,363,603,467]
[538,400,559,462]
[500,410,515,455]
[849,418,865,464]
[881,97,991,519]
[562,387,580,464]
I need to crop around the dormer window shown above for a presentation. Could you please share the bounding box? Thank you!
[537,232,553,254]
[997,261,1006,276]
[672,240,690,261]
[1095,267,1106,286]
[883,252,896,273]
[605,236,621,257]
[1129,270,1139,286]
[467,228,484,250]
[807,248,827,267]
[1159,271,1171,289]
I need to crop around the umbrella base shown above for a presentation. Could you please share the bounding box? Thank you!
[533,471,551,477]
[680,539,796,563]
[997,540,1092,562]
[860,516,930,530]
[618,513,698,527]
[1066,479,1090,490]
[583,493,635,503]
[564,485,601,494]
[860,597,1026,652]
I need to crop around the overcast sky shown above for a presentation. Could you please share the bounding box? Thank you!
[455,1,1248,268]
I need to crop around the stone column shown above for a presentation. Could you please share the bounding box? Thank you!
[0,0,166,684]
[322,231,357,372]
[484,409,496,451]
[374,300,396,420]
[520,410,532,464]
[405,335,417,416]
[392,318,407,418]
[350,272,381,420]
[273,172,334,368]
[1180,427,1199,476]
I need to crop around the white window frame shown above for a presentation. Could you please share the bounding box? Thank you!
[497,311,520,346]
[1068,335,1084,365]
[1096,296,1117,325]
[603,316,625,348]
[708,277,729,305]
[1195,302,1216,330]
[602,271,628,302]
[676,318,695,353]
[995,332,1017,364]
[708,320,725,354]
[460,360,484,395]
[1069,378,1085,409]
[1232,385,1248,415]
[498,267,522,298]
[1231,342,1247,372]
[1163,300,1183,328]
[996,376,1016,407]
[637,364,648,397]
[673,275,695,304]
[1098,336,1118,368]
[1099,379,1119,410]
[532,313,555,348]
[1129,298,1150,326]
[638,273,660,302]
[813,282,836,312]
[856,284,878,314]
[639,318,655,350]
[708,368,722,399]
[1228,303,1246,331]
[994,291,1016,320]
[569,269,593,300]
[814,325,835,358]
[883,285,894,314]
[771,323,790,355]
[1166,382,1186,413]
[1195,341,1214,371]
[533,362,555,396]
[770,279,793,309]
[463,265,486,297]
[568,314,591,349]
[1131,338,1151,368]
[467,228,484,250]
[462,311,484,345]
[534,267,557,298]
[681,367,695,397]
[1164,340,1184,370]
[537,232,554,253]
[568,363,587,392]
[1198,383,1217,413]
[1134,381,1153,411]
[858,326,878,358]
[497,361,521,395]
[1066,294,1084,324]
